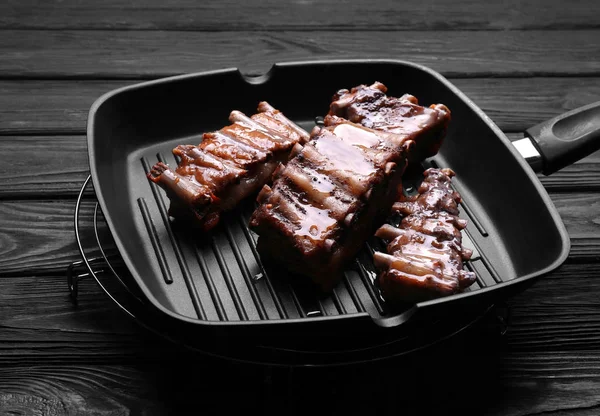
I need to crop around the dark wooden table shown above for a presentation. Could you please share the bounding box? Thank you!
[2,1,600,414]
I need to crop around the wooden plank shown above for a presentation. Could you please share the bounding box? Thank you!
[1,265,600,414]
[0,365,166,415]
[505,133,600,193]
[0,136,90,199]
[0,80,116,135]
[451,78,600,133]
[1,0,599,30]
[0,201,100,275]
[0,272,143,335]
[551,193,600,263]
[507,263,600,351]
[0,356,599,415]
[0,194,597,276]
[1,263,599,343]
[538,153,600,193]
[2,30,600,79]
[0,362,273,415]
[0,274,137,335]
[1,77,600,135]
[2,135,600,199]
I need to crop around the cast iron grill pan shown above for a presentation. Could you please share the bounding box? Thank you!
[87,60,570,339]
[138,153,489,320]
[71,182,499,366]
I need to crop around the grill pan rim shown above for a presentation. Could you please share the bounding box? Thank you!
[87,58,571,329]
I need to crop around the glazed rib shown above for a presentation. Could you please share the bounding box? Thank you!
[373,168,476,304]
[249,86,452,290]
[147,102,309,231]
[327,82,451,161]
[249,119,416,291]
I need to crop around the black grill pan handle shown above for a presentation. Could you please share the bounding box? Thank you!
[519,100,600,175]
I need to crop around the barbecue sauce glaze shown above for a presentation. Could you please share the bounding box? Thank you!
[374,168,477,304]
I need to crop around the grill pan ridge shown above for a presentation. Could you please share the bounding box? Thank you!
[69,179,501,366]
[87,59,571,336]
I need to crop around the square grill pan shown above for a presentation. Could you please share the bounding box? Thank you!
[87,60,570,339]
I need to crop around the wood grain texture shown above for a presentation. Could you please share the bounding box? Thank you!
[507,264,600,351]
[2,0,599,30]
[552,193,600,263]
[3,356,599,416]
[1,263,600,415]
[2,30,600,79]
[0,365,169,415]
[1,77,600,135]
[0,264,598,351]
[505,132,600,193]
[1,134,599,199]
[0,274,136,335]
[0,194,598,276]
[0,80,110,135]
[0,136,89,199]
[538,154,600,193]
[2,1,600,414]
[0,201,98,276]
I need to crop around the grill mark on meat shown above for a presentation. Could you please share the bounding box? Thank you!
[220,123,285,153]
[146,102,308,231]
[274,177,339,239]
[280,164,360,222]
[172,145,246,192]
[312,129,378,177]
[201,131,271,166]
[374,168,477,305]
[173,144,243,173]
[292,142,371,196]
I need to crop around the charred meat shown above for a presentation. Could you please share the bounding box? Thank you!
[373,168,476,304]
[147,102,309,231]
[328,82,451,161]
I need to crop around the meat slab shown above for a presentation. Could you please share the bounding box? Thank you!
[328,81,451,161]
[249,84,451,290]
[374,168,477,304]
[147,102,309,231]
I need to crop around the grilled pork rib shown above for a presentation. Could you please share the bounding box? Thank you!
[249,85,452,291]
[147,102,309,231]
[328,82,451,161]
[249,121,415,290]
[373,168,476,304]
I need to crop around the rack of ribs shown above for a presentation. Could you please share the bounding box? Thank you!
[249,121,414,290]
[249,85,451,291]
[328,81,451,162]
[373,168,476,304]
[147,102,310,231]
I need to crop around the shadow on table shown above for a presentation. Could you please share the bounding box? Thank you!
[138,309,510,415]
